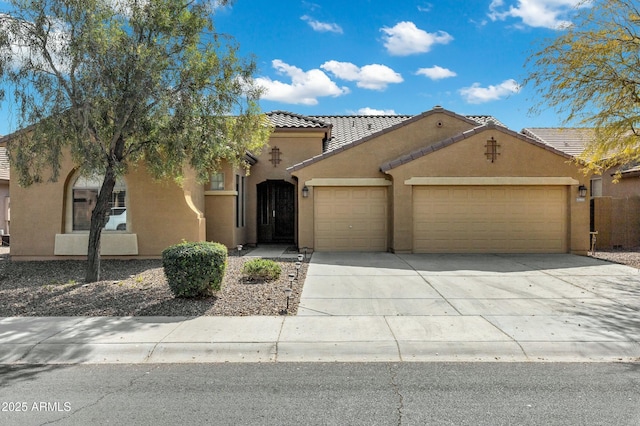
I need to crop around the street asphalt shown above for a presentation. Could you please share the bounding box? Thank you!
[1,250,639,364]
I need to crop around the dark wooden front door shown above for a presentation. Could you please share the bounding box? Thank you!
[257,180,295,243]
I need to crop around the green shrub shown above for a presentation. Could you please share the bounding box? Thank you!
[162,241,227,298]
[242,258,282,281]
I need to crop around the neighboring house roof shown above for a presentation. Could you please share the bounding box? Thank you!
[521,128,595,157]
[523,127,640,178]
[0,147,9,181]
[380,123,573,172]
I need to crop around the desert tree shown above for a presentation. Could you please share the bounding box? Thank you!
[526,0,640,172]
[0,0,271,282]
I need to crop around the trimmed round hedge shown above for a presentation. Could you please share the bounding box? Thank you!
[242,258,282,281]
[162,241,227,298]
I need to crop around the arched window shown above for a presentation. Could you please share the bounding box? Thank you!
[71,174,127,231]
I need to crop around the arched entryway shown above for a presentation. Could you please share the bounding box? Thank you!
[257,180,295,243]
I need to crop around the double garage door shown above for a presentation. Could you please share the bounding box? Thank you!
[313,185,568,253]
[413,186,568,253]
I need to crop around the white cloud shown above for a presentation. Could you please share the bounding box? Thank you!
[416,66,457,80]
[459,79,521,104]
[381,21,453,56]
[321,60,403,91]
[255,59,349,105]
[355,107,398,115]
[488,0,582,29]
[301,15,343,34]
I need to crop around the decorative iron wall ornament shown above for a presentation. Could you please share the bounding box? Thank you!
[269,146,282,167]
[485,137,500,162]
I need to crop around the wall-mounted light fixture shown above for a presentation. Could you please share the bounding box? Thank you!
[578,185,588,198]
[302,185,309,198]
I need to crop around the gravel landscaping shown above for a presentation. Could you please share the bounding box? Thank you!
[0,247,307,317]
[589,247,640,269]
[0,246,638,317]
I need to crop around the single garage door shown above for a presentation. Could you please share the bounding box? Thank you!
[413,186,567,253]
[314,186,387,251]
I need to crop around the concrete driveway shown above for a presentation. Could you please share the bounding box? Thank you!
[297,252,640,361]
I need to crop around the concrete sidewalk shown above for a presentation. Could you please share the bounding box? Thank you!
[1,314,638,364]
[1,252,639,364]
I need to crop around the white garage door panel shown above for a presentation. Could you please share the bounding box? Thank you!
[314,187,387,251]
[413,186,567,253]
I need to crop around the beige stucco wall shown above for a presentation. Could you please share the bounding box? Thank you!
[10,151,74,258]
[245,130,325,246]
[128,163,205,256]
[291,112,590,254]
[592,196,640,249]
[204,162,244,248]
[202,129,325,249]
[602,174,640,198]
[292,112,479,250]
[589,169,640,249]
[384,129,590,254]
[10,149,206,259]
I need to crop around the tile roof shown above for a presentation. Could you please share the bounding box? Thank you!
[286,108,503,172]
[521,128,594,157]
[309,115,414,151]
[266,111,330,129]
[466,115,507,128]
[268,109,506,154]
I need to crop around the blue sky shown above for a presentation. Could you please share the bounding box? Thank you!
[213,0,583,130]
[0,0,585,136]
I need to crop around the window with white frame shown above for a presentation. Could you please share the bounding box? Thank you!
[590,178,602,197]
[72,175,127,231]
[209,173,225,191]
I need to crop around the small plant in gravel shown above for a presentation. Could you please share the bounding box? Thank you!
[242,258,282,282]
[162,241,227,298]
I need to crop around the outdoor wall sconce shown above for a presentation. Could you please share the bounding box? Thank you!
[578,185,588,198]
[302,185,309,198]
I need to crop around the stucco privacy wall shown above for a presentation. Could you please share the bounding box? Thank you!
[10,147,205,259]
[290,111,499,251]
[592,196,640,249]
[383,127,591,254]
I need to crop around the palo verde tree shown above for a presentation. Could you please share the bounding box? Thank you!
[526,0,640,173]
[0,0,271,282]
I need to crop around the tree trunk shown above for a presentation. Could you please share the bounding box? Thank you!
[85,166,117,283]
